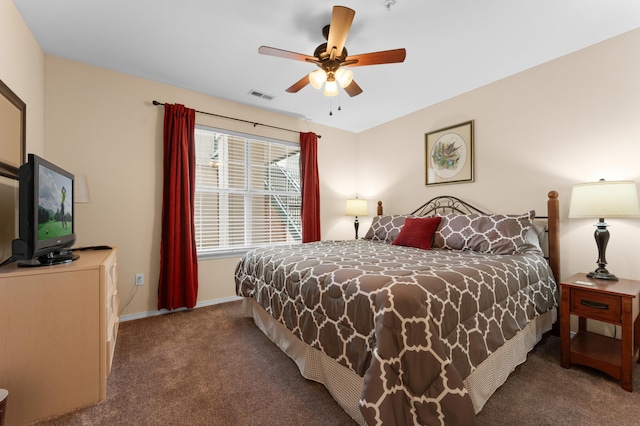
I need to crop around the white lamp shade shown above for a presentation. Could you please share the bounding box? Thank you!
[569,180,640,218]
[345,198,368,216]
[335,68,353,88]
[323,80,339,97]
[309,69,327,89]
[75,174,91,203]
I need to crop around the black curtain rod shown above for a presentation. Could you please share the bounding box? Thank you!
[152,100,320,138]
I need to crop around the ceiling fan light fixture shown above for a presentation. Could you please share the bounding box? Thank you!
[335,68,353,88]
[309,69,327,89]
[324,80,339,96]
[258,5,406,98]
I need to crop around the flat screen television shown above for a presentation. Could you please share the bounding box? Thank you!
[11,154,78,266]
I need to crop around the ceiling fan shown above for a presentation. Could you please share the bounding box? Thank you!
[258,5,406,97]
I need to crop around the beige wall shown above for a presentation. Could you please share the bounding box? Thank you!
[0,0,45,262]
[358,28,640,282]
[43,56,358,317]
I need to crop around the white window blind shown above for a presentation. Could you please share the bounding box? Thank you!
[194,126,301,257]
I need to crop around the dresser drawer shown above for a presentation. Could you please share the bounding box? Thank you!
[107,262,118,293]
[570,289,621,323]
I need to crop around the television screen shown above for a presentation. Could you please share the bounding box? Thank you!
[9,153,78,267]
[37,163,74,242]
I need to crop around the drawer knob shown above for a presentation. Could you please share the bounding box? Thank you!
[580,299,609,310]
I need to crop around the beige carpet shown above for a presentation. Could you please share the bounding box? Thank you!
[31,301,640,425]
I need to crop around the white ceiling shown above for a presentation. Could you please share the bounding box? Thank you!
[12,0,640,133]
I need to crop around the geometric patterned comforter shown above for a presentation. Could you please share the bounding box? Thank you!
[235,240,558,426]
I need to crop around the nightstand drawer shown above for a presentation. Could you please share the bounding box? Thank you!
[570,289,621,323]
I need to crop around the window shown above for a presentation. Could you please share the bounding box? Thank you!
[194,126,302,258]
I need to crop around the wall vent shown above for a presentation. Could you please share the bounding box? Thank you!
[248,90,275,101]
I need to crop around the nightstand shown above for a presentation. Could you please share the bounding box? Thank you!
[560,273,640,391]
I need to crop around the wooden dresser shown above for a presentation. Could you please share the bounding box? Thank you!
[0,248,119,425]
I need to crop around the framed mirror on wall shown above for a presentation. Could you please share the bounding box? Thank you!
[0,78,26,180]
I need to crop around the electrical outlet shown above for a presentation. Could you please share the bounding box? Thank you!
[135,273,144,286]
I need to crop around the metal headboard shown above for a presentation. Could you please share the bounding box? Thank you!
[410,196,487,216]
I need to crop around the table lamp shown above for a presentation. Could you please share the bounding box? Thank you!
[345,198,368,239]
[568,179,640,281]
[75,174,91,203]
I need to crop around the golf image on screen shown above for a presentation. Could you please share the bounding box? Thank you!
[37,164,73,241]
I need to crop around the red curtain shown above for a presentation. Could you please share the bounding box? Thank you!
[300,132,321,242]
[158,104,199,310]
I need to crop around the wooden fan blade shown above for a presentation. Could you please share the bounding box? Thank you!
[285,75,311,93]
[326,6,355,57]
[345,48,406,67]
[344,80,363,97]
[258,46,315,62]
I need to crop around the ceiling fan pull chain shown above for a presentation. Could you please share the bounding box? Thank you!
[329,97,333,116]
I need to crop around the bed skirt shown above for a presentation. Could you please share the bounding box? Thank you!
[242,297,556,425]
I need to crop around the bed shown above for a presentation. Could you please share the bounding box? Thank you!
[235,192,560,425]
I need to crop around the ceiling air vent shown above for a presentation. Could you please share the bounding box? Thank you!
[248,90,274,101]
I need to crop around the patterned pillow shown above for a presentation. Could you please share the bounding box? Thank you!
[433,211,534,255]
[363,215,414,243]
[523,222,545,254]
[392,216,442,250]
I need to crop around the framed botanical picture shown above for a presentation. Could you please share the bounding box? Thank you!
[425,120,474,186]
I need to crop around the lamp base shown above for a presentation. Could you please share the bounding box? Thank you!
[587,219,618,281]
[587,269,618,281]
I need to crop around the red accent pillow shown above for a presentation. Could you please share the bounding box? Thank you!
[392,217,442,250]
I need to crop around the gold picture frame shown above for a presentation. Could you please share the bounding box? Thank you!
[425,120,474,186]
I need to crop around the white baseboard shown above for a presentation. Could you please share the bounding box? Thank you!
[119,295,243,322]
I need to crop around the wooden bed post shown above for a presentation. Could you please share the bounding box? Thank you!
[377,201,383,216]
[548,190,560,283]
